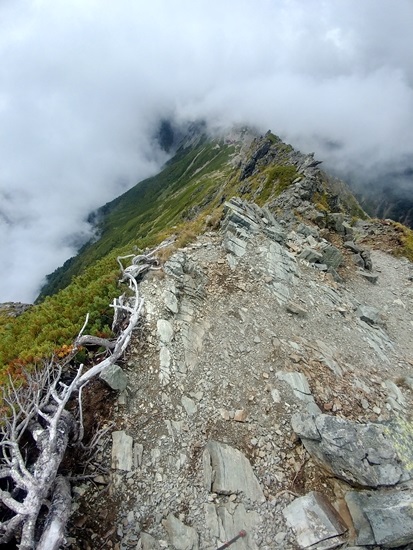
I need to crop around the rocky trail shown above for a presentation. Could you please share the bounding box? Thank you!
[66,198,413,550]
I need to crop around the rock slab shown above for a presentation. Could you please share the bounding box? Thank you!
[163,514,198,550]
[100,364,128,391]
[346,489,413,548]
[111,431,133,471]
[203,441,264,502]
[283,491,347,549]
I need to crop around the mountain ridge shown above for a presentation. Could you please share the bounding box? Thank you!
[1,125,413,549]
[36,126,366,300]
[1,126,412,374]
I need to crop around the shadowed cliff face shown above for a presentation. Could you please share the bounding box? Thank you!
[359,186,413,228]
[333,164,413,228]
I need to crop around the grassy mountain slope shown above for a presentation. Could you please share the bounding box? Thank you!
[36,134,236,300]
[0,131,241,373]
[2,127,406,375]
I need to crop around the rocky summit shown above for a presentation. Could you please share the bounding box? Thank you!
[66,177,413,548]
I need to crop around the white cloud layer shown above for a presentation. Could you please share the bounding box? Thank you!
[1,0,412,302]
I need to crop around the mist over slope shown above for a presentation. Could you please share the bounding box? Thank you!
[0,0,412,302]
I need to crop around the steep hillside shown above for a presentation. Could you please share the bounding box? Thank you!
[1,126,412,373]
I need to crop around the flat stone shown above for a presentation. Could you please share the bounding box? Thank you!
[344,241,362,253]
[111,431,133,471]
[283,491,347,549]
[214,502,260,550]
[291,411,321,441]
[224,234,247,257]
[93,475,107,485]
[320,245,343,268]
[358,271,379,284]
[220,409,230,421]
[384,380,406,408]
[159,345,171,368]
[181,395,197,416]
[297,223,319,238]
[356,305,381,326]
[345,492,375,545]
[263,225,286,243]
[298,247,323,263]
[163,514,198,550]
[163,290,178,314]
[159,345,171,385]
[203,441,264,502]
[286,301,307,316]
[134,443,144,468]
[140,532,161,550]
[234,409,248,422]
[100,364,128,391]
[346,489,413,547]
[157,319,174,344]
[276,371,315,404]
[271,388,281,403]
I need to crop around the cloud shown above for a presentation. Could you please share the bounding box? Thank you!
[1,0,412,302]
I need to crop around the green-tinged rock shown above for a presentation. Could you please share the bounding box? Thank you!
[292,413,406,487]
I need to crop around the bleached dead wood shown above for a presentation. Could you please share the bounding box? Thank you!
[0,239,173,549]
[75,335,116,349]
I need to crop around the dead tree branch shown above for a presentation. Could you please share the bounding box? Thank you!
[0,238,173,549]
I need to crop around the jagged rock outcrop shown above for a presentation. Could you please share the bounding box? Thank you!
[240,138,272,180]
[0,301,31,317]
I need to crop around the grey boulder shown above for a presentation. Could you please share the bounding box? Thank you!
[163,514,198,550]
[356,305,381,326]
[100,363,128,391]
[298,247,323,263]
[291,413,403,487]
[320,244,343,268]
[111,431,133,471]
[346,488,413,548]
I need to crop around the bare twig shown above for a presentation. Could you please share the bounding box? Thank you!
[0,239,172,549]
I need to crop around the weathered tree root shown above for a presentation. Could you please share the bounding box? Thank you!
[0,239,173,549]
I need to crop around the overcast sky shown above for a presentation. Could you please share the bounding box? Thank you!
[1,0,412,303]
